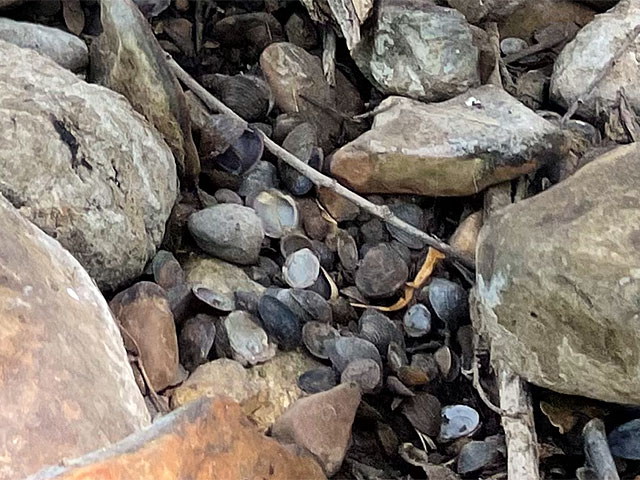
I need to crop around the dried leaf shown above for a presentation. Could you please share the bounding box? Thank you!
[321,266,339,301]
[63,0,85,36]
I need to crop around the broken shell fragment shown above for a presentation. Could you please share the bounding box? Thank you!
[201,73,273,122]
[282,248,320,288]
[302,321,340,359]
[219,310,275,366]
[341,358,381,393]
[401,393,442,437]
[403,304,432,337]
[428,278,469,329]
[439,405,480,442]
[257,295,302,350]
[298,366,338,394]
[252,189,299,238]
[192,284,235,312]
[327,336,382,373]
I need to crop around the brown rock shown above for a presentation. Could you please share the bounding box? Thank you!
[260,42,362,150]
[170,359,258,408]
[110,282,180,392]
[449,211,483,261]
[91,0,199,186]
[0,194,149,479]
[29,397,326,480]
[317,186,360,222]
[271,383,361,476]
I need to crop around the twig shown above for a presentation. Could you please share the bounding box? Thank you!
[166,55,476,269]
[562,24,640,125]
[322,27,337,87]
[485,22,503,88]
[583,418,620,480]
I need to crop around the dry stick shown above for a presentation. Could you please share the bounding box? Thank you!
[562,24,640,125]
[166,55,476,270]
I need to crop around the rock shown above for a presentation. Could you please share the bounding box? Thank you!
[213,12,284,53]
[449,211,483,261]
[188,204,264,265]
[0,0,23,7]
[285,11,318,49]
[447,0,525,23]
[178,314,216,372]
[110,282,180,392]
[352,1,479,102]
[317,187,360,222]
[498,0,595,39]
[473,143,640,404]
[29,397,326,480]
[91,0,199,186]
[271,383,361,476]
[214,188,243,205]
[0,18,88,72]
[170,359,258,408]
[247,350,323,431]
[133,0,170,16]
[238,161,279,202]
[356,243,409,299]
[184,255,265,307]
[551,0,640,123]
[261,42,363,150]
[0,194,149,479]
[0,40,177,290]
[330,86,567,196]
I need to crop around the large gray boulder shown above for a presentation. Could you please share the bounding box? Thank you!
[352,0,479,102]
[0,18,88,72]
[473,143,640,404]
[0,193,149,479]
[447,0,525,23]
[330,86,568,196]
[551,0,640,122]
[0,40,177,290]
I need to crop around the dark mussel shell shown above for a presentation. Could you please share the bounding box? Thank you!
[326,336,382,373]
[290,288,333,323]
[298,366,338,394]
[151,250,184,290]
[179,314,216,372]
[428,278,469,329]
[192,284,236,312]
[358,309,404,356]
[257,295,302,350]
[341,358,381,393]
[401,393,442,437]
[214,126,264,175]
[302,321,340,359]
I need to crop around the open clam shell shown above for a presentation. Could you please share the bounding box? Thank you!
[252,189,299,238]
[282,248,320,289]
[439,405,480,442]
[217,310,275,366]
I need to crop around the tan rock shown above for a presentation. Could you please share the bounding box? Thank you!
[317,187,360,222]
[449,211,483,261]
[330,86,567,197]
[0,194,149,479]
[474,143,640,404]
[110,282,180,392]
[28,397,326,480]
[248,350,322,431]
[272,382,361,476]
[170,359,259,409]
[91,0,199,186]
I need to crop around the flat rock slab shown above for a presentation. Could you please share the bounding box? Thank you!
[91,0,199,186]
[0,194,149,479]
[28,396,326,480]
[330,86,567,196]
[0,40,177,290]
[473,143,640,405]
[551,0,640,122]
[0,18,88,71]
[353,0,479,101]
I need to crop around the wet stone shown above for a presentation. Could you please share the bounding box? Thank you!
[178,314,216,372]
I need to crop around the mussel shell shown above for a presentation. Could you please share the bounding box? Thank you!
[178,313,216,372]
[214,188,243,205]
[273,113,306,144]
[237,161,279,200]
[341,286,367,304]
[202,73,273,122]
[302,321,340,359]
[311,239,335,271]
[151,250,184,290]
[282,248,320,289]
[290,288,332,323]
[403,303,432,338]
[280,232,314,258]
[385,203,428,249]
[341,358,381,393]
[329,297,358,325]
[387,341,408,373]
[221,310,275,366]
[280,122,318,196]
[358,309,404,355]
[439,405,480,442]
[192,285,235,312]
[214,126,264,175]
[257,295,302,350]
[326,336,382,373]
[252,189,299,238]
[457,440,502,475]
[428,278,469,329]
[235,290,261,314]
[298,366,338,394]
[336,229,359,272]
[386,376,415,397]
[608,419,640,459]
[410,353,440,382]
[401,392,442,437]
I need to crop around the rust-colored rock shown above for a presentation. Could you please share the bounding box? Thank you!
[0,194,149,479]
[28,397,327,480]
[271,382,361,476]
[110,282,180,392]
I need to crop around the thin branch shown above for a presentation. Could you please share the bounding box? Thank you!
[562,24,640,125]
[166,54,476,269]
